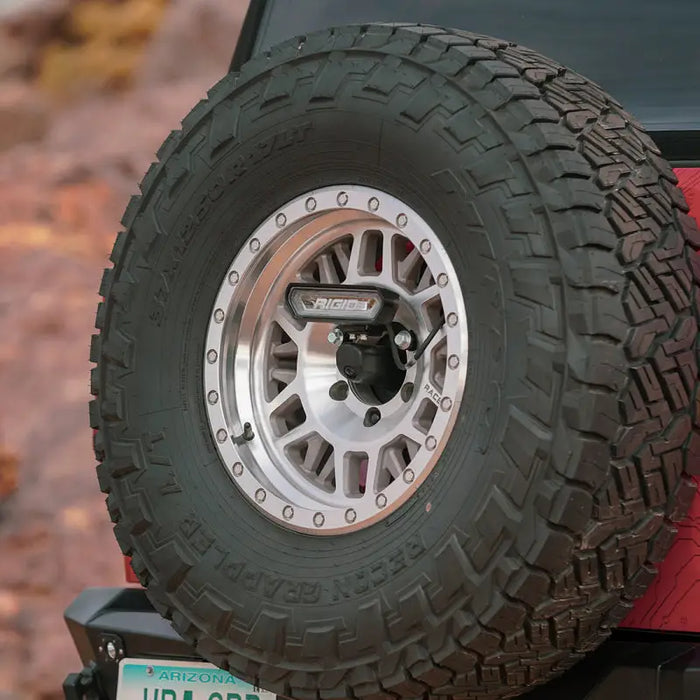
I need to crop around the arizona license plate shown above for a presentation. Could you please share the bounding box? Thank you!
[117,658,277,700]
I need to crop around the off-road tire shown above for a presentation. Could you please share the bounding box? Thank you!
[91,24,700,700]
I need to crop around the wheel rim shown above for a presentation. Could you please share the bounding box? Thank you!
[204,185,468,534]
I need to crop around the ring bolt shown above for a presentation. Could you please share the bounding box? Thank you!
[364,407,381,427]
[329,380,349,401]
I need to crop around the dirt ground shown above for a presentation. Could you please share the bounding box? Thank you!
[0,2,245,697]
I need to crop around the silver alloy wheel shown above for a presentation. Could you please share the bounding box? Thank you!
[204,186,468,534]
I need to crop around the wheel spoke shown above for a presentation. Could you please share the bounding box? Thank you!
[274,306,308,345]
[302,434,327,473]
[361,447,381,497]
[413,284,440,307]
[278,423,313,450]
[345,232,363,282]
[317,253,339,284]
[384,447,405,479]
[377,230,396,284]
[397,246,422,284]
[270,366,296,385]
[265,378,301,413]
[317,447,339,485]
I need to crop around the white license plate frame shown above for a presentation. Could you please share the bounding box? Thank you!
[116,658,276,700]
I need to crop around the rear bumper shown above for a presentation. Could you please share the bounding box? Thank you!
[64,587,700,700]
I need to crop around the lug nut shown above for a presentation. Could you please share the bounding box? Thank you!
[337,191,349,206]
[214,308,224,323]
[283,505,294,520]
[329,380,349,401]
[313,512,325,527]
[207,349,218,364]
[448,354,459,369]
[255,488,266,503]
[228,270,239,285]
[368,197,380,211]
[376,493,387,508]
[275,213,287,228]
[232,462,243,477]
[216,429,227,443]
[425,435,437,450]
[364,407,381,427]
[437,273,448,288]
[327,327,344,346]
[420,239,431,254]
[207,390,219,405]
[345,508,357,523]
[393,329,414,351]
[403,468,415,483]
[249,238,260,252]
[400,382,414,402]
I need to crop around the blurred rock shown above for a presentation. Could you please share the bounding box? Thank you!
[0,81,48,151]
[0,0,71,81]
[38,0,167,95]
[138,0,245,86]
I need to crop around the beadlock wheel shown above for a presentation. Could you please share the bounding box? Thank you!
[93,24,698,700]
[204,186,468,534]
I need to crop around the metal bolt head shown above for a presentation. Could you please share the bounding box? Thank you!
[329,380,349,401]
[403,468,415,483]
[232,462,243,477]
[216,429,227,443]
[313,512,325,527]
[327,327,344,346]
[214,308,224,323]
[207,390,219,405]
[337,191,349,206]
[255,488,266,503]
[207,349,218,364]
[448,354,459,369]
[364,407,381,427]
[368,197,379,211]
[447,312,458,327]
[396,213,408,228]
[345,508,357,523]
[106,641,117,660]
[228,270,239,285]
[283,505,294,520]
[420,239,431,254]
[437,273,448,288]
[146,666,154,677]
[425,435,437,450]
[376,493,387,508]
[249,238,261,252]
[275,213,287,228]
[394,329,413,351]
[440,396,453,412]
[305,197,317,212]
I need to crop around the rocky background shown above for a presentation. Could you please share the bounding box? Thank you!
[0,1,246,696]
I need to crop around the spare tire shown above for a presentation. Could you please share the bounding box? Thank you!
[91,24,699,699]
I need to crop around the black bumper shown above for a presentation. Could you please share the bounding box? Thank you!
[64,587,700,700]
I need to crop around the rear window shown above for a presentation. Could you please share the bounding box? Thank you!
[254,0,700,133]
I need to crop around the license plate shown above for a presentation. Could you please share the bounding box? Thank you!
[117,658,277,700]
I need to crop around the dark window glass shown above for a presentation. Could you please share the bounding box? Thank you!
[255,0,700,132]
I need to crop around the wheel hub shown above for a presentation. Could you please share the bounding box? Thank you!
[203,185,468,534]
